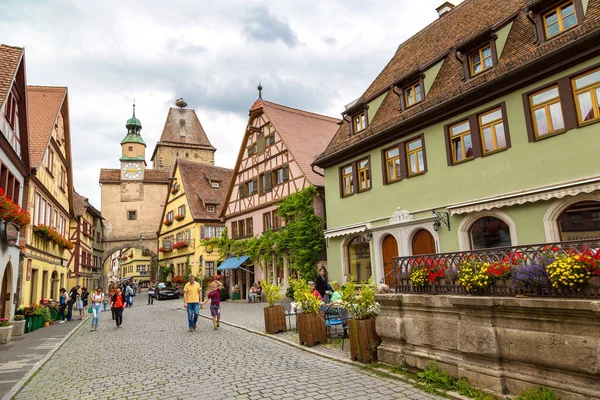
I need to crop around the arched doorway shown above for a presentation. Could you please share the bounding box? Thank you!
[1,263,14,319]
[411,229,436,255]
[381,235,398,286]
[469,216,511,249]
[347,236,372,282]
[558,201,600,241]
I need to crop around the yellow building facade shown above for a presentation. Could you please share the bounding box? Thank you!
[117,247,152,284]
[21,86,75,304]
[157,160,232,280]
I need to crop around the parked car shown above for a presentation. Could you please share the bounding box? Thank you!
[154,283,180,300]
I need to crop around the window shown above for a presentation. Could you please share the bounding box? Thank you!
[126,210,136,221]
[206,205,216,213]
[46,203,51,226]
[59,216,66,236]
[469,45,493,76]
[166,211,174,222]
[558,201,600,240]
[211,181,220,188]
[273,166,289,185]
[246,179,258,195]
[404,82,422,108]
[60,168,66,190]
[341,164,354,197]
[34,193,40,225]
[572,67,600,125]
[260,171,272,194]
[238,220,246,237]
[357,158,370,192]
[231,222,238,239]
[529,86,565,138]
[178,205,186,216]
[40,199,46,226]
[272,211,284,229]
[45,149,54,175]
[246,217,253,236]
[4,92,17,128]
[128,146,133,151]
[205,261,215,277]
[347,236,372,281]
[384,147,401,184]
[53,210,58,229]
[265,135,275,146]
[544,1,577,39]
[405,138,424,176]
[353,112,366,133]
[238,184,245,198]
[263,212,272,231]
[449,121,473,163]
[470,217,512,249]
[247,143,257,157]
[478,108,507,154]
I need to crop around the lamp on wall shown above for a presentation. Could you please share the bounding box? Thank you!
[432,210,451,232]
[137,234,144,244]
[365,232,373,242]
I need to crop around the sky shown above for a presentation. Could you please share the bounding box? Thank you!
[0,0,460,209]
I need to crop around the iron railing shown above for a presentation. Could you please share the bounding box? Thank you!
[383,239,600,298]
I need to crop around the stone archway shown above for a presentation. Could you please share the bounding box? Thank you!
[102,244,158,286]
[1,262,14,319]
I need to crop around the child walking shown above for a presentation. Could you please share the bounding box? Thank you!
[201,281,222,330]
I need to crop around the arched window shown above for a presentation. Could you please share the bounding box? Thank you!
[558,201,600,241]
[347,236,371,281]
[470,216,511,249]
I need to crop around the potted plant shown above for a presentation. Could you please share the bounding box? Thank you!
[341,277,382,363]
[12,315,25,337]
[292,280,326,347]
[32,304,44,330]
[0,318,12,344]
[39,305,52,327]
[261,279,286,334]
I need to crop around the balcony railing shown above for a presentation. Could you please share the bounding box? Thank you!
[385,239,600,298]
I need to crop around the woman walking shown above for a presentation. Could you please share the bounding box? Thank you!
[90,287,104,331]
[58,288,69,323]
[110,287,126,328]
[148,282,155,305]
[201,281,223,330]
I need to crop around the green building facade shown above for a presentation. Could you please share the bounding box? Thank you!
[313,0,600,285]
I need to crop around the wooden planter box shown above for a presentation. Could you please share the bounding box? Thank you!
[263,306,287,334]
[297,312,326,347]
[348,318,381,364]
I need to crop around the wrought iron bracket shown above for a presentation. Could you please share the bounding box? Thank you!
[432,210,451,231]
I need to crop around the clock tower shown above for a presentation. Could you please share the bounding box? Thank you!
[120,103,146,181]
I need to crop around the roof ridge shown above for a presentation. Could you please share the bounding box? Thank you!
[261,100,340,122]
[0,44,23,50]
[178,159,233,171]
[27,85,68,90]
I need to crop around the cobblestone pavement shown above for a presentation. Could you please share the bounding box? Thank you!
[16,300,441,400]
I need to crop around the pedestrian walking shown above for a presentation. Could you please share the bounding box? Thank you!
[125,282,133,308]
[148,282,155,305]
[67,285,80,321]
[75,294,84,320]
[183,274,201,332]
[201,281,222,330]
[81,287,90,317]
[108,285,117,319]
[110,287,126,328]
[90,287,104,331]
[58,288,69,323]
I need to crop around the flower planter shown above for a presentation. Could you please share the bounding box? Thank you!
[11,320,25,337]
[43,321,50,328]
[24,316,33,333]
[264,306,287,334]
[33,315,43,330]
[0,325,12,344]
[297,312,326,347]
[348,318,381,364]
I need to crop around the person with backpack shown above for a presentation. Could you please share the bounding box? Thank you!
[58,288,69,323]
[67,285,80,321]
[110,287,126,328]
[125,283,134,307]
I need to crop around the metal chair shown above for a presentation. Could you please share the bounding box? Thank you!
[280,298,298,331]
[324,303,348,349]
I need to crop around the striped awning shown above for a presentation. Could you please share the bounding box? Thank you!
[448,178,600,215]
[324,223,370,239]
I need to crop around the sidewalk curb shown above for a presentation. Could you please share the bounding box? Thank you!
[1,316,90,400]
[198,313,466,400]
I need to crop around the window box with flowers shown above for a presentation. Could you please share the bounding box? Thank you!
[32,225,74,250]
[170,184,179,195]
[172,240,189,250]
[0,188,30,246]
[163,220,173,227]
[174,214,185,221]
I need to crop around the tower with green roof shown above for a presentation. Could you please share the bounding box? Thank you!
[120,103,146,181]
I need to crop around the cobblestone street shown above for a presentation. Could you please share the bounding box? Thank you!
[15,299,440,400]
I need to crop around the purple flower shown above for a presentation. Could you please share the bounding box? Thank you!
[508,256,552,292]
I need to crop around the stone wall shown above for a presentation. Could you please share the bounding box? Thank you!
[376,294,600,400]
[153,145,214,174]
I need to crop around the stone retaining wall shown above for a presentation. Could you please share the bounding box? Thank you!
[375,294,600,399]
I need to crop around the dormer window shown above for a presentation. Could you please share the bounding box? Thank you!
[544,1,577,39]
[211,181,220,188]
[469,45,493,76]
[206,205,216,213]
[353,112,366,134]
[404,82,422,108]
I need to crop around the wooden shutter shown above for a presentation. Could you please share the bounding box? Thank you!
[257,134,265,154]
[265,171,272,191]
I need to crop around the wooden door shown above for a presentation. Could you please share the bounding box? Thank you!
[411,229,436,255]
[381,235,398,287]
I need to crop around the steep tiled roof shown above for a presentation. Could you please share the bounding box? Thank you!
[99,168,170,184]
[315,0,600,164]
[27,86,67,168]
[0,45,22,107]
[177,159,232,220]
[73,191,101,218]
[252,100,340,186]
[151,108,215,161]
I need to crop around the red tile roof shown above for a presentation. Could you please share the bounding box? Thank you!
[0,45,22,108]
[252,100,340,186]
[177,159,233,220]
[73,190,101,218]
[27,86,67,168]
[99,168,170,184]
[315,0,600,164]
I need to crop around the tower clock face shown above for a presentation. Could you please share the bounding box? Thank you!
[122,163,142,180]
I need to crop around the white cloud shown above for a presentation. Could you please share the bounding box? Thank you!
[0,0,458,208]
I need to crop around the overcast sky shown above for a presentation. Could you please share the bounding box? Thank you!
[0,0,459,209]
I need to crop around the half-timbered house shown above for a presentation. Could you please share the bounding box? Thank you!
[220,98,339,296]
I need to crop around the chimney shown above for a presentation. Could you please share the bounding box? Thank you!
[436,1,455,18]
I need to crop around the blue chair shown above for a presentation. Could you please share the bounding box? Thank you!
[324,303,348,348]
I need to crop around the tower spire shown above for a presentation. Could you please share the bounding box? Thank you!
[133,99,136,117]
[257,82,263,100]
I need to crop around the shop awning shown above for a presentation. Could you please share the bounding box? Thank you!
[447,177,600,215]
[217,256,250,271]
[324,223,371,239]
